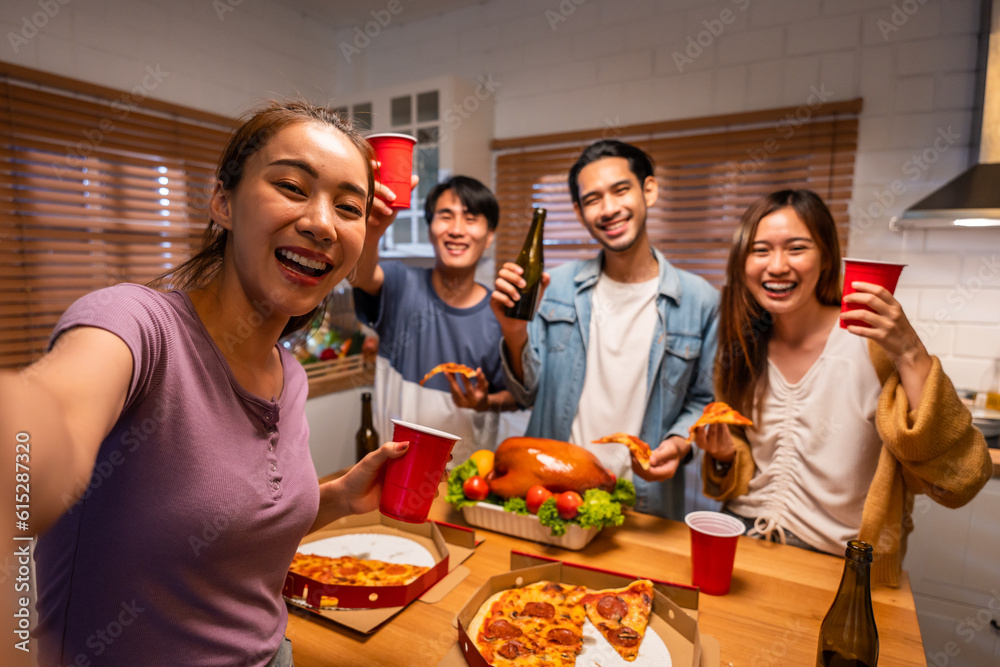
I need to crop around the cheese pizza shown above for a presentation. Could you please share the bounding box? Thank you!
[592,433,652,471]
[418,362,478,386]
[685,401,753,444]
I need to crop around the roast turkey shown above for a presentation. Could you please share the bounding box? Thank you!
[486,437,616,498]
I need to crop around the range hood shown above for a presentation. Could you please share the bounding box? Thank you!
[892,0,1000,230]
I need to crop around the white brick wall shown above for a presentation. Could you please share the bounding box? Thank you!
[3,0,999,392]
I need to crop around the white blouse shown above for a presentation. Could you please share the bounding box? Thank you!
[726,322,884,555]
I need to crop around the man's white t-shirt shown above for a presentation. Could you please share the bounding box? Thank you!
[569,273,659,479]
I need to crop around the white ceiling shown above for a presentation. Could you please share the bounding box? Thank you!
[273,0,484,31]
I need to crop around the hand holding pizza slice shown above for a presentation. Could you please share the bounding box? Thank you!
[592,433,652,471]
[418,362,478,386]
[685,401,753,444]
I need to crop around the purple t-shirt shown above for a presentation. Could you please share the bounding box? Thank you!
[35,285,320,667]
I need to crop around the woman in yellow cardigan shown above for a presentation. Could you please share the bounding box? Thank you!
[694,189,991,587]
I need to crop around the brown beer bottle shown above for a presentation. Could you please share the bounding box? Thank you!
[355,392,379,463]
[816,540,879,666]
[504,207,547,320]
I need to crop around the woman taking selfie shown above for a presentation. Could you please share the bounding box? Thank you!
[693,189,990,587]
[0,101,414,665]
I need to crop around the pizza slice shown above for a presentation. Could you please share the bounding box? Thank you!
[418,362,478,386]
[472,580,586,666]
[579,579,654,662]
[685,401,753,444]
[592,432,652,470]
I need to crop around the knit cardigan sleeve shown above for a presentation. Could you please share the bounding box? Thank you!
[701,424,755,501]
[859,341,991,587]
[866,341,991,507]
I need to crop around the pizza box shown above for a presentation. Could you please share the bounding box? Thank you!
[438,551,720,667]
[283,512,478,634]
[460,501,600,550]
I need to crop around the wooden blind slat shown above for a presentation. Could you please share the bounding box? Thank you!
[493,102,861,287]
[1,66,233,368]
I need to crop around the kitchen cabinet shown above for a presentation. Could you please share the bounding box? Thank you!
[904,475,1000,666]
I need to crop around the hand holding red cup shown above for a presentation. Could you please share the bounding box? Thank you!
[840,258,906,329]
[367,133,417,209]
[379,420,460,524]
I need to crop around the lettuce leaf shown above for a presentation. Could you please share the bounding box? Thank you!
[575,488,624,530]
[503,497,529,515]
[535,497,569,536]
[611,477,636,507]
[444,459,482,510]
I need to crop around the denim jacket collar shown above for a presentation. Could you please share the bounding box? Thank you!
[572,247,682,305]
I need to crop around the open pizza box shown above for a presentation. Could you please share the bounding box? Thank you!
[438,551,720,666]
[283,511,478,634]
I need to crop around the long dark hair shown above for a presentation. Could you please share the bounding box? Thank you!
[149,100,375,338]
[715,189,842,418]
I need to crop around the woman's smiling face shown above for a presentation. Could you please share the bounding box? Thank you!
[211,120,369,319]
[744,206,823,316]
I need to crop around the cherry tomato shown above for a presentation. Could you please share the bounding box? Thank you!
[462,475,490,501]
[525,485,554,514]
[555,491,583,520]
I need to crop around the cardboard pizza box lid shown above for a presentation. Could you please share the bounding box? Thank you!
[441,552,720,667]
[283,511,477,634]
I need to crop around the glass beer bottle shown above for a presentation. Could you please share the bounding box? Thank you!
[504,207,547,321]
[355,392,379,463]
[817,540,879,667]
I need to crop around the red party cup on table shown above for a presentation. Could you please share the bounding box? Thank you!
[840,258,906,329]
[685,511,746,596]
[380,419,461,523]
[367,133,417,209]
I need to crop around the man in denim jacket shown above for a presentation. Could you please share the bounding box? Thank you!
[491,140,719,520]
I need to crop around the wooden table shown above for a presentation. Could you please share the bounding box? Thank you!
[285,488,926,666]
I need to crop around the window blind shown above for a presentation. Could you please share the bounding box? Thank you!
[492,99,861,287]
[0,63,234,368]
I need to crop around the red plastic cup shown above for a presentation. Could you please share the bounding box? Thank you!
[685,511,746,596]
[367,133,417,209]
[840,258,906,329]
[379,419,461,524]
